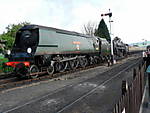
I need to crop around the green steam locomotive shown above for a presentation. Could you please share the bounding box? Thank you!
[4,25,121,78]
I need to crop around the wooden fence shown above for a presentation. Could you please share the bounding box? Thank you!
[112,62,146,113]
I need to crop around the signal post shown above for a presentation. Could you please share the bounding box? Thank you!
[101,9,116,64]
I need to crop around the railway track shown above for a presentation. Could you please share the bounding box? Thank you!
[0,61,106,92]
[56,58,142,113]
[0,72,13,79]
[0,53,141,92]
[0,77,18,85]
[1,55,142,113]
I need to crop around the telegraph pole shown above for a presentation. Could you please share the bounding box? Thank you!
[101,9,116,64]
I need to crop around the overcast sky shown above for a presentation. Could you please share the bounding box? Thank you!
[0,0,150,44]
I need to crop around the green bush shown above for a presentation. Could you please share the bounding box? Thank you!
[0,56,13,73]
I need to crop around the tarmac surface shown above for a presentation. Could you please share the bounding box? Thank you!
[0,56,141,113]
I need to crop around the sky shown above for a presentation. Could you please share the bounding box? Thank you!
[0,0,150,44]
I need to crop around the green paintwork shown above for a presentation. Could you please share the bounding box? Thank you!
[22,25,111,57]
[99,38,111,56]
[35,27,96,55]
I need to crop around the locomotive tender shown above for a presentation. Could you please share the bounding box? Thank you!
[5,25,114,78]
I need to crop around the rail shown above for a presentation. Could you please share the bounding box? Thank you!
[112,61,146,113]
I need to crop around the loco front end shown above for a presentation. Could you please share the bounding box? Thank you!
[5,25,39,78]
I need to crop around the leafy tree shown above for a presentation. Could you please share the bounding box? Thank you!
[0,35,14,49]
[95,19,111,42]
[0,40,6,53]
[0,22,30,50]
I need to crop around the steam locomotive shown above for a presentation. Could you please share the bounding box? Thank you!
[4,25,127,78]
[113,37,129,57]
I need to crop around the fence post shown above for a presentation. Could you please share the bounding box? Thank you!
[122,80,128,96]
[148,73,150,103]
[133,68,137,79]
[146,65,150,104]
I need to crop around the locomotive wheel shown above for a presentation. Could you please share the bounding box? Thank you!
[47,65,54,75]
[69,59,79,70]
[74,59,79,69]
[89,57,94,65]
[54,62,60,72]
[79,57,88,68]
[100,57,105,63]
[59,62,68,72]
[54,62,66,72]
[15,63,28,78]
[93,56,100,64]
[29,65,39,79]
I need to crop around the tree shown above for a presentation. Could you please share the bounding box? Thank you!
[95,19,111,42]
[0,22,30,50]
[82,21,97,36]
[0,40,6,53]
